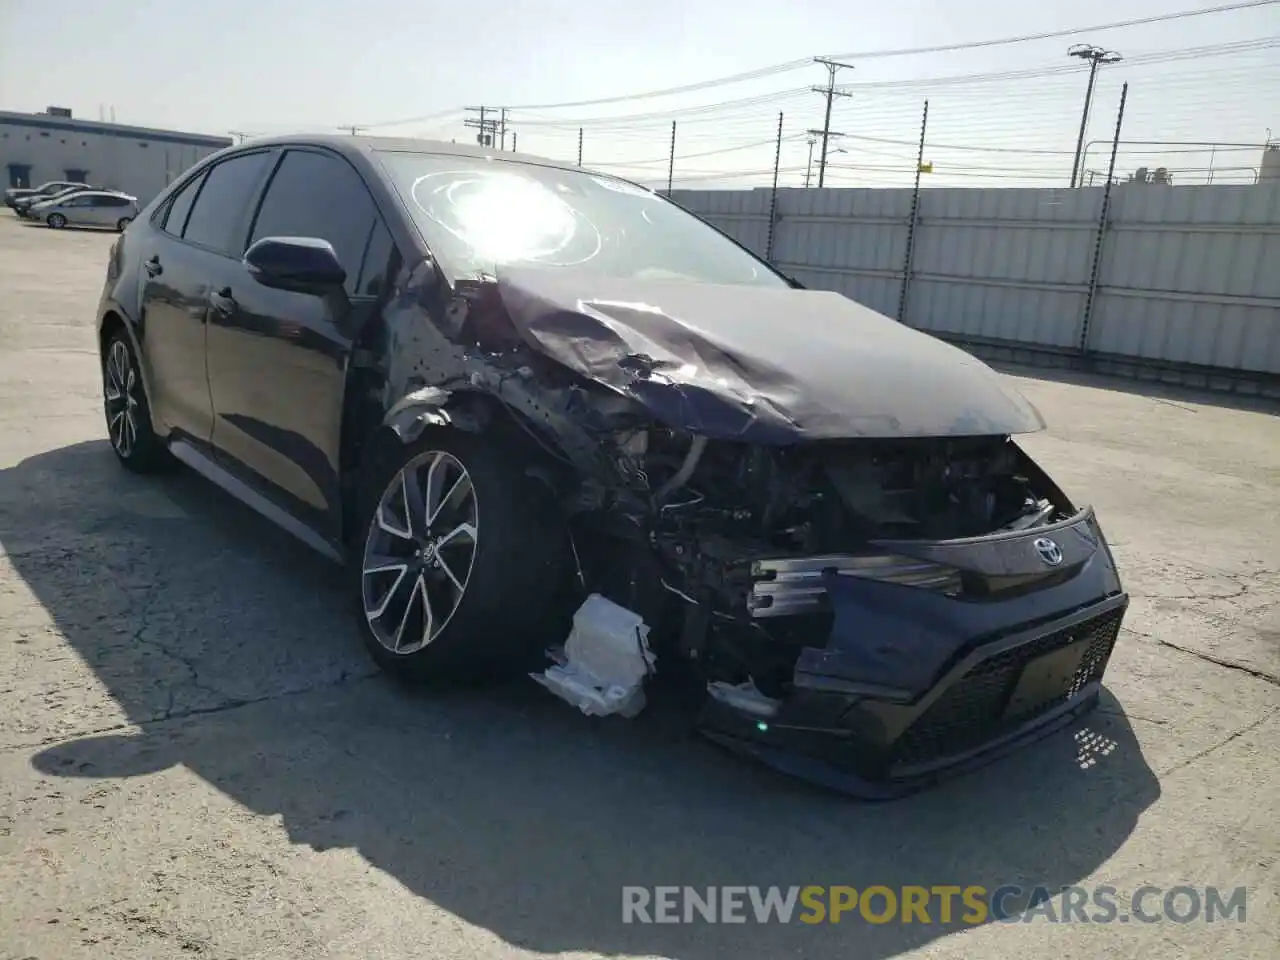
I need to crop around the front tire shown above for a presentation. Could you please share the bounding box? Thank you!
[116,217,131,232]
[354,431,571,682]
[102,331,171,472]
[46,213,66,228]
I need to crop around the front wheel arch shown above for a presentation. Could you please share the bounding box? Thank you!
[351,427,574,681]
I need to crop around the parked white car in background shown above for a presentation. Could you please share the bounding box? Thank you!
[30,191,139,231]
[12,183,105,218]
[3,180,90,210]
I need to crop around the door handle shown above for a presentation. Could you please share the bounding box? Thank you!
[209,287,237,317]
[144,256,162,277]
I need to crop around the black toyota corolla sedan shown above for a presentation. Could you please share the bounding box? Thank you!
[96,135,1127,796]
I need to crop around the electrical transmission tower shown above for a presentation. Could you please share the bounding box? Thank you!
[808,57,853,188]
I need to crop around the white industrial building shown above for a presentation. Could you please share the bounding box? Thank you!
[1,108,231,205]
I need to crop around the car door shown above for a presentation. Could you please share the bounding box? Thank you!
[137,150,275,445]
[92,195,128,227]
[60,195,91,225]
[205,147,394,542]
[80,195,113,227]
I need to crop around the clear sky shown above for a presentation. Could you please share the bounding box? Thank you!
[2,0,1276,188]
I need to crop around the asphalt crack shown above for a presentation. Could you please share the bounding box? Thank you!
[125,576,228,721]
[2,670,380,754]
[1121,625,1280,687]
[1157,706,1280,778]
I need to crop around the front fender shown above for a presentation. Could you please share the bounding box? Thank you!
[381,386,487,445]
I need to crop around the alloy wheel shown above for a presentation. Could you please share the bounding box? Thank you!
[47,213,65,228]
[361,450,479,655]
[104,340,140,458]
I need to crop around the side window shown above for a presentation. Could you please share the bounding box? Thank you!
[183,152,272,255]
[162,173,204,236]
[249,150,378,296]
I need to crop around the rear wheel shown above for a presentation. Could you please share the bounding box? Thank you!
[354,431,571,681]
[102,331,171,472]
[46,213,66,228]
[116,217,131,232]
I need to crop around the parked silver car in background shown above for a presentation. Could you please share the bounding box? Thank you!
[12,184,104,218]
[32,191,139,231]
[3,179,89,210]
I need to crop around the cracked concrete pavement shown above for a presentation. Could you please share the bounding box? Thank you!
[0,215,1277,959]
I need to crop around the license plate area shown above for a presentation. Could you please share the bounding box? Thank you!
[1003,637,1090,720]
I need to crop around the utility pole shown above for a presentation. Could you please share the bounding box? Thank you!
[499,108,508,150]
[804,136,816,188]
[229,131,250,144]
[577,127,583,166]
[1068,44,1122,188]
[512,131,518,152]
[809,57,853,188]
[464,106,499,147]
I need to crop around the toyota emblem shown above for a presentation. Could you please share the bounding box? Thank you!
[1034,537,1064,566]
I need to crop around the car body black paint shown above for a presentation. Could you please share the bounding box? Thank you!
[97,133,1126,796]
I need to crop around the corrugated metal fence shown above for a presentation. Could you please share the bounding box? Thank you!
[670,184,1280,396]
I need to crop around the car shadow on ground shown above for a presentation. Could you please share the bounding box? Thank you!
[16,220,121,232]
[5,440,1161,959]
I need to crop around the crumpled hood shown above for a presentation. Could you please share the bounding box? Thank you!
[495,268,1044,442]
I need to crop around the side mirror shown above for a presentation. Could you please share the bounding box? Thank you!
[244,236,346,293]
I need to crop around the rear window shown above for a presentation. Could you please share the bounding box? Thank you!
[182,151,272,255]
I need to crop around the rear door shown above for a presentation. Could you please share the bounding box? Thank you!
[94,195,133,228]
[205,147,394,541]
[80,195,116,227]
[138,151,275,444]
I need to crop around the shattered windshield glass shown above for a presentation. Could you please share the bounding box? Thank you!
[376,150,788,288]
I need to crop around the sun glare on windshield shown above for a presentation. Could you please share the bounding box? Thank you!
[409,169,600,266]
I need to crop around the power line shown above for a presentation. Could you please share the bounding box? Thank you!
[587,136,804,168]
[825,0,1277,60]
[497,0,1276,111]
[506,38,1277,132]
[354,108,464,130]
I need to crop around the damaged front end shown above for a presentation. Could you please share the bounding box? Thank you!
[630,432,1127,797]
[377,262,1126,797]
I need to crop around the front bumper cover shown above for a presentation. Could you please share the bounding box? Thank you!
[697,508,1128,798]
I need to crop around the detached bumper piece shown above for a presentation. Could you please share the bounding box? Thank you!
[700,593,1127,799]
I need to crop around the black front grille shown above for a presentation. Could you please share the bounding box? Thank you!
[888,605,1124,769]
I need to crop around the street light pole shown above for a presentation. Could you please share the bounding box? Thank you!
[1068,44,1123,188]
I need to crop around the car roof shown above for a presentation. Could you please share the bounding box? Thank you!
[230,133,622,181]
[58,190,132,200]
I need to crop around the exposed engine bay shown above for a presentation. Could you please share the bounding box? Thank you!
[556,424,1074,703]
[633,429,1065,547]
